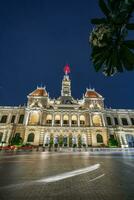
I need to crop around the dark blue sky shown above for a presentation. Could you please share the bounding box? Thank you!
[0,0,134,109]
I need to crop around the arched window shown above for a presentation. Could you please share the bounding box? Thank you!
[122,118,128,126]
[82,134,87,145]
[92,115,102,126]
[63,136,68,146]
[29,112,40,125]
[63,115,69,125]
[80,115,85,125]
[18,115,24,124]
[0,115,8,123]
[0,132,3,142]
[46,114,52,124]
[71,115,77,125]
[126,134,134,147]
[97,134,103,143]
[27,133,35,142]
[11,115,16,123]
[54,135,59,144]
[106,117,112,126]
[72,136,77,144]
[55,115,61,125]
[44,134,50,145]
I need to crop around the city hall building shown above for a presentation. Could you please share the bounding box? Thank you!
[0,65,134,148]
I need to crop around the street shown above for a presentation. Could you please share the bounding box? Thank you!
[0,151,134,200]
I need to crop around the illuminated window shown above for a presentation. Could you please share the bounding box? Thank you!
[71,115,77,125]
[80,115,85,125]
[63,115,69,125]
[55,115,61,124]
[92,115,102,126]
[29,112,40,125]
[46,114,52,124]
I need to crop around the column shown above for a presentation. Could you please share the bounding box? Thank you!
[101,113,106,126]
[78,114,80,127]
[52,114,54,127]
[69,115,71,127]
[25,111,30,125]
[89,114,93,126]
[61,113,63,127]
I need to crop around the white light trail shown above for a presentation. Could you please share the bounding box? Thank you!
[0,163,100,190]
[37,163,100,183]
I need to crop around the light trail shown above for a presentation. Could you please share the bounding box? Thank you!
[0,163,100,190]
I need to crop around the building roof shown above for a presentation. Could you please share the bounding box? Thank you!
[29,87,48,97]
[85,89,102,98]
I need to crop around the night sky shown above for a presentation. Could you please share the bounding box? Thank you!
[0,0,134,109]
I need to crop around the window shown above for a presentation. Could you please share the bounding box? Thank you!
[122,118,128,126]
[29,112,40,125]
[46,114,52,124]
[71,115,77,125]
[126,134,134,147]
[131,118,134,125]
[92,115,102,126]
[27,133,35,142]
[54,115,61,124]
[96,134,103,143]
[0,115,8,123]
[80,115,85,125]
[0,132,3,142]
[63,115,69,125]
[11,115,16,123]
[18,115,24,124]
[114,117,119,125]
[106,117,112,126]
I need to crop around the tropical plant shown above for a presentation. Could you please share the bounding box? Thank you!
[10,135,23,145]
[108,138,118,147]
[59,135,63,147]
[69,134,72,147]
[49,134,53,147]
[78,135,82,148]
[90,0,134,76]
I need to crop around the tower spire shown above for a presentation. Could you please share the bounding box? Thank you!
[61,64,71,96]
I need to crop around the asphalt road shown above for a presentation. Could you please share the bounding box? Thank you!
[0,151,134,200]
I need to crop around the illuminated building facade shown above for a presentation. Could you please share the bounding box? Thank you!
[0,65,134,148]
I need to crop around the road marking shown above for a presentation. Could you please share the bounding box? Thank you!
[89,173,105,182]
[0,163,100,190]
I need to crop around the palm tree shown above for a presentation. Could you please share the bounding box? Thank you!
[90,0,134,76]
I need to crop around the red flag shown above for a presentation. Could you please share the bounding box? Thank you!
[64,64,71,74]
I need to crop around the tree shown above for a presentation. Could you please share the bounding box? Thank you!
[49,134,53,147]
[59,135,63,147]
[69,134,72,147]
[108,138,118,147]
[78,135,82,148]
[90,0,134,76]
[11,135,23,145]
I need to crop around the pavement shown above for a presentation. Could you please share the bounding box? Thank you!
[0,151,134,200]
